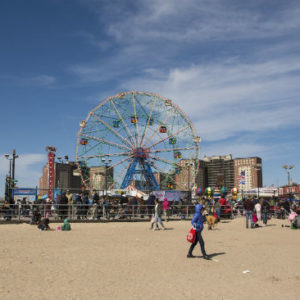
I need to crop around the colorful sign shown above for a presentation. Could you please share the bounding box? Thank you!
[12,188,37,196]
[48,151,55,201]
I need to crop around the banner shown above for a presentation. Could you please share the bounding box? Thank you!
[13,188,37,196]
[152,191,165,201]
[152,191,182,202]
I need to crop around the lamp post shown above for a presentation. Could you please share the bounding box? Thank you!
[252,163,262,198]
[56,156,69,164]
[185,161,194,201]
[102,158,112,193]
[185,162,192,191]
[4,150,19,200]
[283,164,294,186]
[4,154,12,178]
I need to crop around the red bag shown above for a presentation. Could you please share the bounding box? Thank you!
[187,227,196,243]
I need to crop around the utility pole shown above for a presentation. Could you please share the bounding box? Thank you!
[102,158,112,195]
[11,149,18,188]
[4,150,18,200]
[283,164,294,186]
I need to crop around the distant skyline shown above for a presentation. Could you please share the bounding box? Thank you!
[1,0,300,195]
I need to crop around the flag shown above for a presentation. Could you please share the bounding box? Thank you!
[237,170,245,180]
[239,180,246,185]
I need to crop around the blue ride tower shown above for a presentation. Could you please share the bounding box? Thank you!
[121,147,160,191]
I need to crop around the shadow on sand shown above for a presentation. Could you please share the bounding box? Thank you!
[192,252,226,259]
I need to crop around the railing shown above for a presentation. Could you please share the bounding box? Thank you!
[0,203,236,222]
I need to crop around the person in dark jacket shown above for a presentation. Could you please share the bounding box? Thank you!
[92,189,100,204]
[31,208,41,225]
[243,197,254,228]
[261,199,270,226]
[59,193,69,220]
[82,191,90,219]
[187,204,210,259]
[75,193,83,220]
[37,217,50,231]
[147,194,155,219]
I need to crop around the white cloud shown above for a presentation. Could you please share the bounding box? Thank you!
[85,0,300,43]
[75,31,111,50]
[29,75,56,86]
[0,74,56,86]
[119,55,300,141]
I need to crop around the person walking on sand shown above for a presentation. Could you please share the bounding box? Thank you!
[243,197,254,229]
[66,190,74,218]
[261,198,270,226]
[255,199,261,222]
[153,198,165,230]
[187,204,210,260]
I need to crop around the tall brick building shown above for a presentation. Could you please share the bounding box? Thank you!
[203,155,235,189]
[89,166,113,190]
[39,162,82,196]
[175,159,197,191]
[175,155,262,192]
[234,157,262,191]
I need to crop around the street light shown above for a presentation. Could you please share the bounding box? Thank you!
[4,154,12,178]
[283,164,294,186]
[4,149,19,200]
[251,164,262,198]
[185,161,194,191]
[185,161,194,202]
[56,155,69,164]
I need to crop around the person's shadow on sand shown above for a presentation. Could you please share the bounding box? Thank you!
[192,252,226,259]
[208,252,226,258]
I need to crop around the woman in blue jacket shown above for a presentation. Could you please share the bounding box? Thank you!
[187,204,210,259]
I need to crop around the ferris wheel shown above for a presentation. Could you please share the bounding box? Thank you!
[75,91,200,191]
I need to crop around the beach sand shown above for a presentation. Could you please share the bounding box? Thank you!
[0,217,299,300]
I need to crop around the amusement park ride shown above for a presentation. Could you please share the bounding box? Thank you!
[76,91,200,191]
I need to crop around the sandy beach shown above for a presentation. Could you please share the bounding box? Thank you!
[0,217,299,300]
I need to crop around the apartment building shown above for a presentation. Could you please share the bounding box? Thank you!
[234,157,262,191]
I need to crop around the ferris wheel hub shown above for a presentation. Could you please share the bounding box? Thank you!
[132,147,149,159]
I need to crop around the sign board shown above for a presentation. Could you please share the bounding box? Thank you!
[13,188,37,196]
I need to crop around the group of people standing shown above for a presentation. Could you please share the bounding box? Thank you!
[243,197,271,228]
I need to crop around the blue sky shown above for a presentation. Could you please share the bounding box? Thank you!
[1,0,300,195]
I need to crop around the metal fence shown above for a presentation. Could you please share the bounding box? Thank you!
[0,203,235,223]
